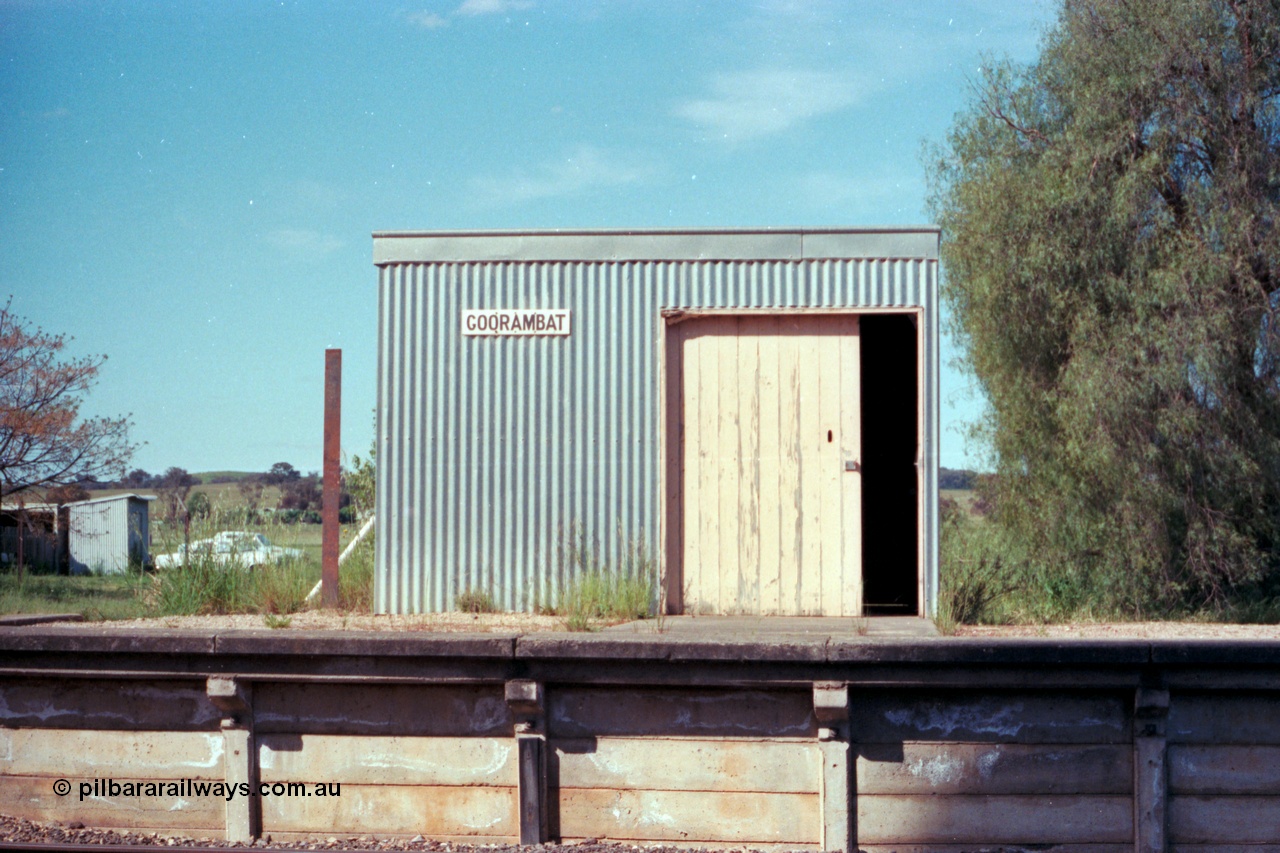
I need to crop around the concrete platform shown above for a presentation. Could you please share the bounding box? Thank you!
[0,612,82,627]
[605,614,938,640]
[3,622,1280,850]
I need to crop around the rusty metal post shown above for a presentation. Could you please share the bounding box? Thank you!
[322,349,342,607]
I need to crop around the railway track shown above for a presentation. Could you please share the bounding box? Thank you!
[0,818,685,853]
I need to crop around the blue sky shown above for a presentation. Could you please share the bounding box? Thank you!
[2,0,1054,476]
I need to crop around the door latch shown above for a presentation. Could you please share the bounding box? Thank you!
[844,459,860,472]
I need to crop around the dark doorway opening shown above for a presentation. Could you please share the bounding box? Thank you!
[860,313,919,615]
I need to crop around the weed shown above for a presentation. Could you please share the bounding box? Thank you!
[942,552,1014,625]
[150,526,318,618]
[933,607,958,636]
[938,509,1020,627]
[456,587,497,613]
[337,533,375,612]
[154,556,256,616]
[254,560,314,615]
[551,525,657,631]
[263,613,292,629]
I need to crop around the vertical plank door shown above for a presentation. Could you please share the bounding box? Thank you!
[675,315,861,616]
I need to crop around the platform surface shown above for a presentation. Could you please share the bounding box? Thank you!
[605,614,939,639]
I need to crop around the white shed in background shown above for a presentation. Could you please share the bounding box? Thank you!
[67,494,154,575]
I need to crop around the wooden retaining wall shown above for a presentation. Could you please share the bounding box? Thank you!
[1,629,1277,851]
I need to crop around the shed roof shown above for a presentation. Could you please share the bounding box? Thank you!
[66,494,156,508]
[373,227,940,265]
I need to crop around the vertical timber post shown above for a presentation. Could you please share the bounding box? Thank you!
[207,677,258,843]
[814,681,853,853]
[322,348,341,607]
[506,679,548,844]
[1134,686,1170,853]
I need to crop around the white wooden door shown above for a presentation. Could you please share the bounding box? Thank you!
[675,314,862,616]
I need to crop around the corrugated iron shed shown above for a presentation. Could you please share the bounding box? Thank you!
[66,494,154,575]
[372,228,939,617]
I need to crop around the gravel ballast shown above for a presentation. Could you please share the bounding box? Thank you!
[0,815,773,853]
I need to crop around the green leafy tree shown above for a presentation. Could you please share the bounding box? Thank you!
[156,466,198,523]
[346,438,376,520]
[186,491,211,520]
[928,0,1280,611]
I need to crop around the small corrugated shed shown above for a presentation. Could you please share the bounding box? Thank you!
[0,502,63,571]
[373,228,940,618]
[66,494,154,574]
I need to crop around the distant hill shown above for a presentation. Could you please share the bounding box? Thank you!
[195,471,259,485]
[939,467,978,490]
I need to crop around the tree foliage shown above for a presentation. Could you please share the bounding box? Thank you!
[156,466,198,522]
[263,462,301,486]
[0,301,135,499]
[345,438,377,520]
[929,0,1280,610]
[277,473,322,513]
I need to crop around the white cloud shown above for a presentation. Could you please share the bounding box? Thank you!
[407,11,449,29]
[455,0,533,16]
[471,145,648,206]
[266,229,345,257]
[676,69,859,144]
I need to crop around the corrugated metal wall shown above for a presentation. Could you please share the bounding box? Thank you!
[68,496,149,575]
[375,237,939,615]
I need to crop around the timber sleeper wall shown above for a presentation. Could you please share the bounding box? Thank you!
[1,630,1278,851]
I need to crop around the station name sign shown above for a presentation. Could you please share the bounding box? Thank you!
[461,309,571,337]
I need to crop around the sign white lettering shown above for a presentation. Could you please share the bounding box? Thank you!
[461,309,571,337]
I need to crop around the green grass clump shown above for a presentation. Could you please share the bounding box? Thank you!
[936,502,1021,632]
[337,535,375,612]
[154,555,260,616]
[550,526,657,631]
[147,517,375,618]
[456,587,497,613]
[556,569,652,631]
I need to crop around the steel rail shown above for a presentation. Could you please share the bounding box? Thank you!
[0,844,328,853]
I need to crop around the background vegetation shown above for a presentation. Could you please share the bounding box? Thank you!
[0,514,375,623]
[930,0,1280,623]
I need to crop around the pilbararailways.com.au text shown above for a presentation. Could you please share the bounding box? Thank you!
[63,779,340,801]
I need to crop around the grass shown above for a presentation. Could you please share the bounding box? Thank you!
[337,535,375,612]
[548,526,658,631]
[1,517,375,622]
[937,500,1043,632]
[153,555,316,616]
[940,488,981,516]
[0,572,153,620]
[456,588,498,613]
[555,569,653,631]
[933,492,1280,629]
